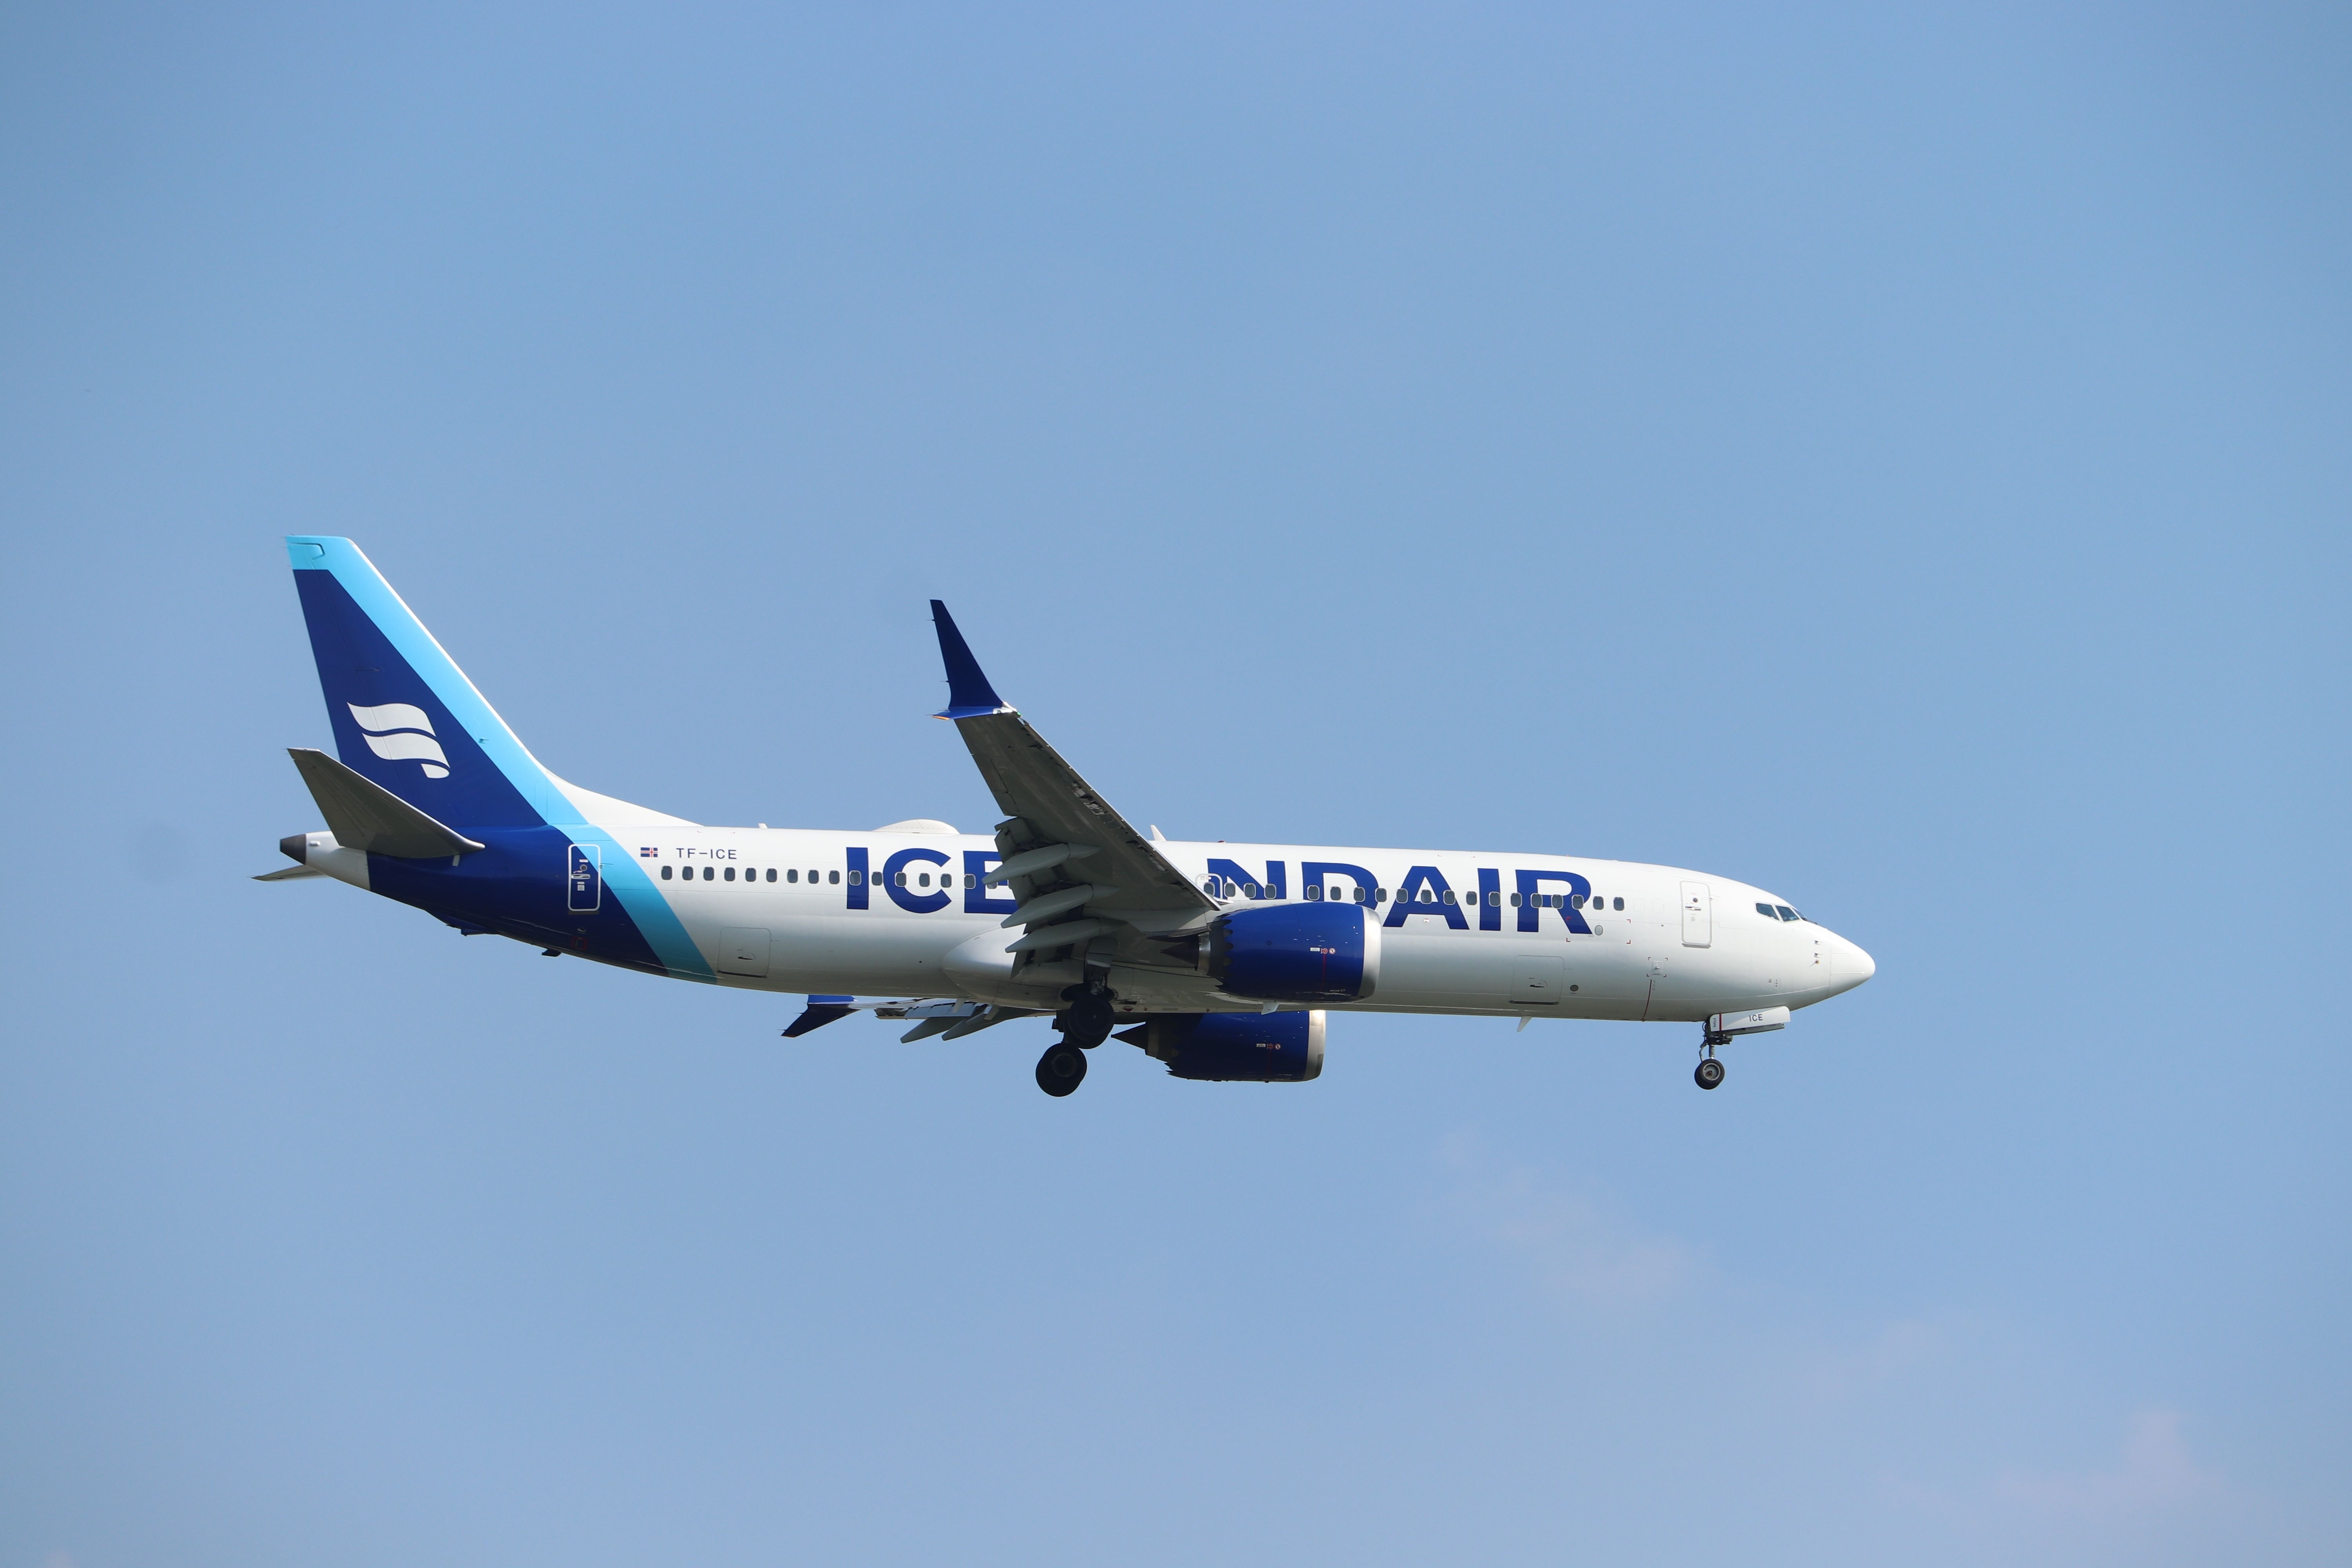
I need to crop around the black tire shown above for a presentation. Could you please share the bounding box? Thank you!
[1694,1058,1725,1091]
[1057,994,1116,1050]
[1036,1042,1089,1096]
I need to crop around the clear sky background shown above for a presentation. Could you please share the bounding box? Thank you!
[2,4,2346,1564]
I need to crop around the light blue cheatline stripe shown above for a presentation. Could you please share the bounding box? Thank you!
[286,535,714,982]
[557,824,715,983]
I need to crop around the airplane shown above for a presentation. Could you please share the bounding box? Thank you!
[261,537,1874,1096]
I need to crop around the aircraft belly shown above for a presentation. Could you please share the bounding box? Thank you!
[1372,931,1606,1014]
[762,913,989,996]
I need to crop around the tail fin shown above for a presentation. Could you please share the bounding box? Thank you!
[287,537,574,829]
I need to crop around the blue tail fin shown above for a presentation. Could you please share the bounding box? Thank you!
[287,537,558,830]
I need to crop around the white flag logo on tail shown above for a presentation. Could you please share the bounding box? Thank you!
[347,702,450,779]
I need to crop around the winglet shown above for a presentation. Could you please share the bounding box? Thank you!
[930,601,1012,718]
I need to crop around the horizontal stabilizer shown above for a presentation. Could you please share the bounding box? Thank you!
[783,995,858,1038]
[287,747,486,858]
[251,864,327,882]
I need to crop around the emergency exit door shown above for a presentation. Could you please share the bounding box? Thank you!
[1680,881,1711,948]
[567,844,602,912]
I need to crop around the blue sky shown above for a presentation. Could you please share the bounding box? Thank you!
[2,4,2346,1564]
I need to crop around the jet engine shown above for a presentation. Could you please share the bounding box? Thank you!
[1117,1011,1325,1082]
[1200,900,1381,1002]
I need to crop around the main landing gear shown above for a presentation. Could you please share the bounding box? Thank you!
[1056,984,1115,1049]
[1694,1025,1729,1090]
[1036,1041,1088,1096]
[1038,983,1116,1096]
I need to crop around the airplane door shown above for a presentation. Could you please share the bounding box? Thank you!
[1514,954,1566,1005]
[1680,881,1711,948]
[717,926,770,978]
[567,844,602,912]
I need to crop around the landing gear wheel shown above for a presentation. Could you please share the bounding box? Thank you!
[1694,1057,1726,1091]
[1036,1042,1089,1096]
[1056,990,1116,1050]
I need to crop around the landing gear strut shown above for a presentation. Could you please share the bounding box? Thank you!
[1694,1028,1728,1091]
[1036,1041,1089,1096]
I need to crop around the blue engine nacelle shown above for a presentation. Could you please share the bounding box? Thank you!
[1116,1011,1326,1083]
[1204,900,1381,1002]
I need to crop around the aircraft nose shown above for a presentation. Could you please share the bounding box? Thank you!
[1835,933,1875,990]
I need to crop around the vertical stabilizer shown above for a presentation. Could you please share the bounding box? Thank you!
[287,537,560,829]
[282,537,708,980]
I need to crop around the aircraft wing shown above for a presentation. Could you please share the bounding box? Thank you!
[929,601,1216,942]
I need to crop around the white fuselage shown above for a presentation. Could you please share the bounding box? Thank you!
[568,826,1873,1022]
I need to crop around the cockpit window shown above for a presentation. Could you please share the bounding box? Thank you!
[1757,902,1777,918]
[1776,905,1799,921]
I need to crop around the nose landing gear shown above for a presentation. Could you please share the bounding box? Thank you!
[1694,1025,1730,1090]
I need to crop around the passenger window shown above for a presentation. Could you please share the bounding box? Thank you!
[1244,882,1260,898]
[1612,897,1622,910]
[894,871,907,886]
[848,869,862,885]
[1441,889,1457,905]
[964,873,976,888]
[1376,889,1387,903]
[829,870,840,884]
[661,864,673,880]
[724,867,735,882]
[703,866,714,880]
[788,869,799,883]
[765,868,775,882]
